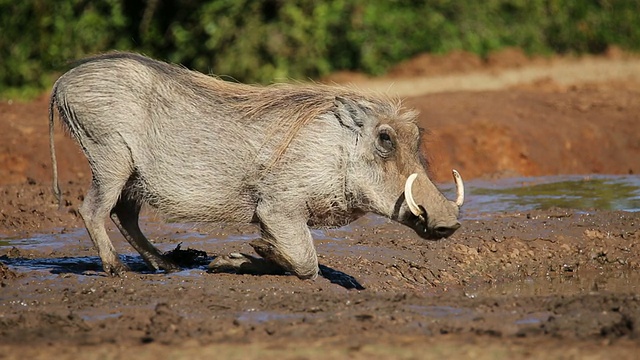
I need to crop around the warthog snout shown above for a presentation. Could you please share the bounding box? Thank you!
[403,170,464,240]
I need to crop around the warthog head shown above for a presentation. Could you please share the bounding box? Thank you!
[335,96,463,239]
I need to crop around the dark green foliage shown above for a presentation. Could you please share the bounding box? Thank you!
[1,0,639,97]
[0,0,129,96]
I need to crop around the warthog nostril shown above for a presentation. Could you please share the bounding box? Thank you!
[433,222,461,238]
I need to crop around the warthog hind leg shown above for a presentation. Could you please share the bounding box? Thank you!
[80,181,129,276]
[110,197,180,272]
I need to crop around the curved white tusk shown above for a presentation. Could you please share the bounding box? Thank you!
[404,173,424,217]
[452,169,464,207]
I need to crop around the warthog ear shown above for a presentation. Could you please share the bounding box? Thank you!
[333,96,368,132]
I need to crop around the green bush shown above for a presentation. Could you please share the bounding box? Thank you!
[0,0,130,96]
[135,0,355,82]
[1,0,639,98]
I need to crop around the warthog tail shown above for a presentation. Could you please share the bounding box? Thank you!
[49,88,62,208]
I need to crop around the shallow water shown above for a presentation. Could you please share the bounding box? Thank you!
[0,230,77,250]
[440,174,640,219]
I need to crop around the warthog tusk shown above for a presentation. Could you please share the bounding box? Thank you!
[404,173,424,217]
[452,169,464,207]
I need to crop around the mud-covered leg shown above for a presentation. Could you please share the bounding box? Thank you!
[110,197,180,272]
[209,200,319,279]
[79,183,128,276]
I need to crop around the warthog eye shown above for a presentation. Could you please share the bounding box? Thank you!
[376,125,396,156]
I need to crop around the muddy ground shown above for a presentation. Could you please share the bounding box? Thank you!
[1,49,640,358]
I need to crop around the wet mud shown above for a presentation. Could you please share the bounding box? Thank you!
[1,180,640,358]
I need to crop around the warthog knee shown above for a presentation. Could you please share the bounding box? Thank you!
[290,260,319,280]
[277,250,319,279]
[250,239,319,279]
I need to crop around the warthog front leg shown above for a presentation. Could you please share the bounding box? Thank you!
[209,200,319,279]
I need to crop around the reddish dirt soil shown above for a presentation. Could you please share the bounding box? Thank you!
[1,49,640,358]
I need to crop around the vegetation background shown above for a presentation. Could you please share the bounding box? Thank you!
[1,0,639,98]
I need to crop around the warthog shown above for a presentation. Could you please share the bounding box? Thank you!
[49,52,463,279]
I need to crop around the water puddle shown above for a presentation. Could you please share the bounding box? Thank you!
[234,310,309,324]
[438,174,640,219]
[405,305,472,319]
[2,255,103,273]
[79,312,123,322]
[0,230,85,250]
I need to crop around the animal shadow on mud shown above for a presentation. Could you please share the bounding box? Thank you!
[0,245,365,290]
[0,244,210,276]
[0,244,211,276]
[318,264,365,290]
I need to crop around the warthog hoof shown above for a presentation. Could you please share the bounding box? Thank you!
[104,261,130,277]
[148,255,181,273]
